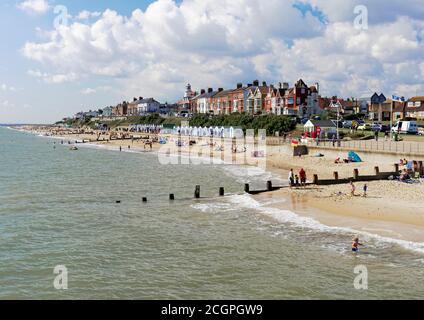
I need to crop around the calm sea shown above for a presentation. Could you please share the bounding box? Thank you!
[1,127,424,299]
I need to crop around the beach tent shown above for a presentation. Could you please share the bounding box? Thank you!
[348,151,362,163]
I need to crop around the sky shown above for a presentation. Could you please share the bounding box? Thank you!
[0,0,423,123]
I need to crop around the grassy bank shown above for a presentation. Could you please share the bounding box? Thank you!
[61,113,297,135]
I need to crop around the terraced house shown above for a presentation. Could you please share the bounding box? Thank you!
[196,88,218,114]
[405,96,424,120]
[245,81,268,114]
[228,83,245,113]
[210,88,232,115]
[265,83,289,115]
[283,79,317,117]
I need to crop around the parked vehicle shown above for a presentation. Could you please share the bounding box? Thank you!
[342,120,353,128]
[418,127,424,136]
[371,123,383,131]
[381,124,391,132]
[333,120,344,128]
[301,118,309,125]
[391,121,419,134]
[358,123,371,131]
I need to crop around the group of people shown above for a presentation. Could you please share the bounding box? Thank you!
[349,181,368,197]
[288,168,307,187]
[334,157,353,164]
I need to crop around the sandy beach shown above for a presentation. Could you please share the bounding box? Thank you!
[17,126,424,243]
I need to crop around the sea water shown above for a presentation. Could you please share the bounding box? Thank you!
[1,126,424,299]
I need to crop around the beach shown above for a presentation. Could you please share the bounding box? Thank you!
[15,125,424,245]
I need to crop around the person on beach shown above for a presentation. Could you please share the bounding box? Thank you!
[295,175,300,187]
[363,184,368,197]
[349,181,356,197]
[299,168,307,187]
[288,169,295,187]
[119,146,122,152]
[352,237,363,252]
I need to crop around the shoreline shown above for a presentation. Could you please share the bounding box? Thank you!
[10,126,424,249]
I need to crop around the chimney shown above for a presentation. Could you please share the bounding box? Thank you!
[200,89,206,94]
[253,80,259,86]
[208,88,213,93]
[282,82,289,89]
[139,96,143,100]
[279,82,282,89]
[237,83,243,89]
[247,83,252,87]
[262,81,267,87]
[133,97,137,102]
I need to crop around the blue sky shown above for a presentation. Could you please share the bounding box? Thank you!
[0,0,423,123]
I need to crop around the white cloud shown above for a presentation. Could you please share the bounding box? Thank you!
[80,86,111,95]
[21,0,424,100]
[1,84,17,92]
[1,100,14,108]
[28,69,78,84]
[18,0,50,14]
[76,10,102,20]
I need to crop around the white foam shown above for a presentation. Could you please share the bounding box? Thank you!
[224,194,424,255]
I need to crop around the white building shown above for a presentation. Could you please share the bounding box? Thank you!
[135,98,161,114]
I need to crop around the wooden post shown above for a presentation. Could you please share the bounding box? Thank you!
[244,184,250,193]
[419,161,423,175]
[394,163,399,172]
[374,166,380,175]
[267,181,273,191]
[219,187,225,196]
[142,197,147,202]
[313,174,319,184]
[353,169,359,180]
[169,194,175,200]
[333,171,339,180]
[194,185,201,199]
[116,200,121,204]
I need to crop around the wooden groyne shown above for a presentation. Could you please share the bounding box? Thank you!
[246,162,424,194]
[113,162,422,202]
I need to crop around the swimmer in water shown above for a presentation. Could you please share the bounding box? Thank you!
[352,236,363,252]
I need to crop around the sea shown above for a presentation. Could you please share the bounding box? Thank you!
[1,126,424,299]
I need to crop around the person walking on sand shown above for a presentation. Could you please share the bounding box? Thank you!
[288,169,295,187]
[299,168,307,187]
[349,181,356,197]
[363,184,368,197]
[352,236,363,252]
[119,146,122,152]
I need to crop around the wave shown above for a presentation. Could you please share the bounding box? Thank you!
[195,193,424,256]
